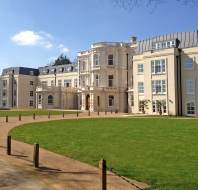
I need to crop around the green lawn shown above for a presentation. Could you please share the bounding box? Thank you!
[10,118,198,190]
[0,109,74,117]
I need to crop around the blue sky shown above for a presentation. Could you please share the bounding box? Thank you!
[0,0,198,72]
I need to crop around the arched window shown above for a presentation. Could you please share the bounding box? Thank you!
[187,102,195,115]
[48,95,53,105]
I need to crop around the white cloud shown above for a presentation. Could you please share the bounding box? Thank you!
[58,44,70,53]
[11,30,53,49]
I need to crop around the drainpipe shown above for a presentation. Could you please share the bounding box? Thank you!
[126,53,129,113]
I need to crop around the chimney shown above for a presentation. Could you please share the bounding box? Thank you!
[129,36,137,45]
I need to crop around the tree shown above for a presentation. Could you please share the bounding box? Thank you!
[139,99,150,114]
[53,54,72,66]
[113,0,197,11]
[156,100,166,115]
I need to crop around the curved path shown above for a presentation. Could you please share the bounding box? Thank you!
[0,113,149,190]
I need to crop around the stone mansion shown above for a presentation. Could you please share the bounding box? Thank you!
[1,30,198,116]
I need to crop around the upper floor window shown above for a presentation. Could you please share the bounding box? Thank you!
[41,81,47,87]
[138,64,144,74]
[184,58,193,70]
[152,80,166,94]
[30,81,34,85]
[3,80,7,87]
[64,79,72,88]
[186,79,194,95]
[30,91,34,97]
[95,74,99,87]
[51,80,55,86]
[108,75,114,87]
[74,79,78,88]
[93,54,99,66]
[138,82,144,94]
[108,54,114,65]
[151,59,166,74]
[82,61,86,71]
[58,80,62,87]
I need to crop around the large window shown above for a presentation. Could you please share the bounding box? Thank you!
[93,54,99,66]
[151,59,166,74]
[152,80,166,94]
[187,102,195,115]
[58,80,62,87]
[137,64,144,74]
[48,95,53,105]
[184,58,193,70]
[108,95,114,106]
[138,82,144,94]
[108,75,113,87]
[152,100,167,114]
[95,74,99,87]
[30,91,34,97]
[64,79,72,87]
[108,54,114,65]
[186,79,194,95]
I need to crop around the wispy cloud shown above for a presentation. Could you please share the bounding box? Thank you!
[58,44,70,53]
[11,30,53,49]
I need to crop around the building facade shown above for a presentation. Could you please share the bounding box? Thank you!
[1,30,198,116]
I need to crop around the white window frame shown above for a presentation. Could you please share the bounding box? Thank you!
[186,79,194,95]
[137,64,144,74]
[152,80,166,94]
[184,58,193,70]
[93,54,99,66]
[138,82,144,94]
[151,59,166,74]
[186,102,195,115]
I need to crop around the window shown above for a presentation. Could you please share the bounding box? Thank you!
[151,59,166,74]
[51,80,55,86]
[82,62,86,71]
[95,74,99,87]
[3,80,7,87]
[130,93,134,106]
[139,101,144,112]
[108,54,113,65]
[186,80,194,95]
[97,96,100,106]
[41,81,47,87]
[38,95,42,104]
[48,95,53,105]
[2,100,6,107]
[152,100,167,113]
[14,90,17,96]
[2,90,7,96]
[64,80,72,87]
[152,80,166,94]
[74,79,78,88]
[138,82,144,94]
[29,100,34,107]
[109,95,114,106]
[108,75,113,87]
[184,58,193,70]
[94,54,99,66]
[58,80,62,87]
[30,81,34,85]
[138,64,144,73]
[30,91,33,97]
[187,102,195,115]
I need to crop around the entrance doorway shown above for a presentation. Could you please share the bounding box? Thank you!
[86,94,90,110]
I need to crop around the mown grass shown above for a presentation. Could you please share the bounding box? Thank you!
[10,117,198,190]
[0,109,74,117]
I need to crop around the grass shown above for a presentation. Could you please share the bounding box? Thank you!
[0,109,74,117]
[10,117,198,190]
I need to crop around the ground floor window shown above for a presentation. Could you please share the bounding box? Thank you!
[29,100,34,107]
[97,96,100,107]
[187,102,195,115]
[138,101,144,112]
[152,100,167,114]
[130,93,134,106]
[48,95,53,105]
[38,95,42,104]
[108,95,114,106]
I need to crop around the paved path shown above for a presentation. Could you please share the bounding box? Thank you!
[0,113,149,190]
